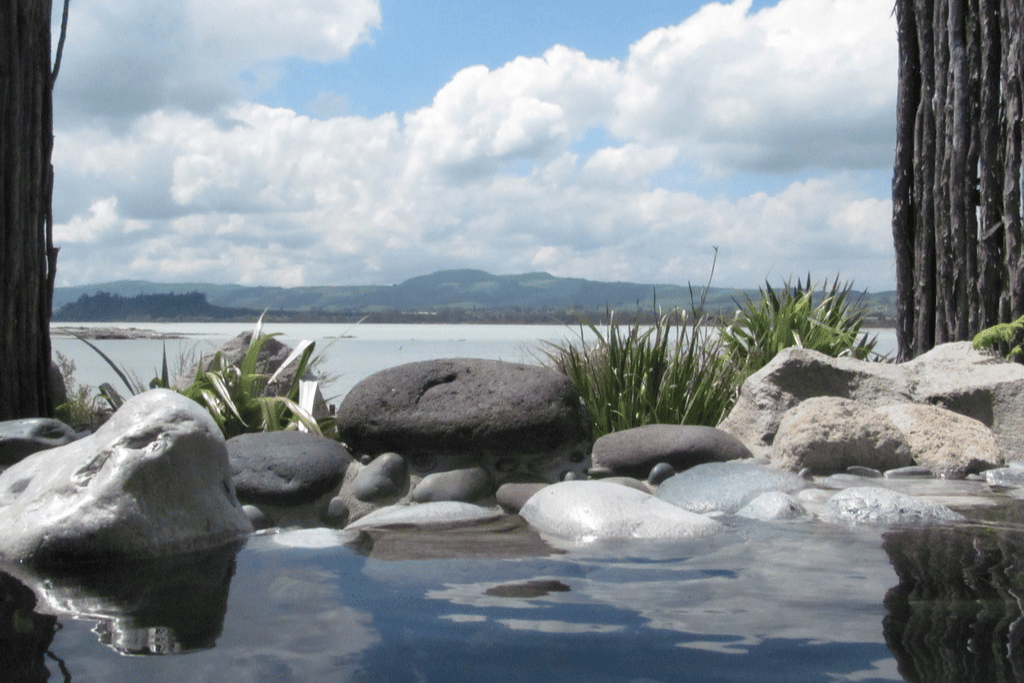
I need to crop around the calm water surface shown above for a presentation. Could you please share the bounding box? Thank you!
[28,323,965,683]
[9,510,1024,682]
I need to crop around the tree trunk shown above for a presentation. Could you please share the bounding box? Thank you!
[893,0,1024,360]
[0,0,58,419]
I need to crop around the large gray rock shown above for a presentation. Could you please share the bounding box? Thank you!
[0,417,82,467]
[770,397,913,475]
[717,342,1024,460]
[0,389,252,565]
[519,480,721,543]
[227,431,353,506]
[590,424,751,479]
[336,358,592,484]
[876,403,1002,478]
[655,460,810,514]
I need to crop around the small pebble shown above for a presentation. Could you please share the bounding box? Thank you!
[647,462,675,486]
[243,504,272,531]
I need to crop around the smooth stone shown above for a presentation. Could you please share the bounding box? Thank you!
[324,497,350,527]
[270,528,366,549]
[243,504,272,531]
[876,403,1003,479]
[655,461,810,514]
[647,462,676,486]
[351,452,409,502]
[823,486,966,526]
[884,466,935,479]
[495,482,548,513]
[228,431,352,506]
[411,466,494,504]
[335,358,592,484]
[519,480,721,543]
[735,491,807,521]
[0,418,83,467]
[770,397,912,475]
[590,424,751,479]
[345,501,504,531]
[846,466,883,478]
[0,390,252,564]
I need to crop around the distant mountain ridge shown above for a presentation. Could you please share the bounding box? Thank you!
[52,269,898,320]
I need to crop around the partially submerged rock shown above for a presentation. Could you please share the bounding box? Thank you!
[655,460,810,514]
[823,486,966,526]
[590,424,751,479]
[520,480,721,543]
[345,501,504,531]
[0,390,252,565]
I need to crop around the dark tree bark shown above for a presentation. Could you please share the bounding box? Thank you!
[1,0,59,418]
[893,0,1024,360]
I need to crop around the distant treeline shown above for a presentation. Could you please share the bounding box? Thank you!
[52,291,263,322]
[52,290,896,327]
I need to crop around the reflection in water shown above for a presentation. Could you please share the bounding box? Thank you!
[0,571,59,682]
[2,541,241,657]
[883,525,1024,683]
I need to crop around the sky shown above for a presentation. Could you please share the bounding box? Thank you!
[50,0,899,292]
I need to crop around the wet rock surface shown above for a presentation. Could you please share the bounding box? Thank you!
[655,460,811,514]
[0,390,252,564]
[520,480,722,542]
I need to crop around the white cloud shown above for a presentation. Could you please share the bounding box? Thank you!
[51,0,900,291]
[53,0,381,123]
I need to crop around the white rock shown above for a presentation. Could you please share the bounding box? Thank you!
[519,480,721,543]
[345,501,503,530]
[823,486,966,526]
[735,491,807,521]
[0,389,252,564]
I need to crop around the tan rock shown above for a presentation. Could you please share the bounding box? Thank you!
[771,397,913,475]
[876,403,1003,479]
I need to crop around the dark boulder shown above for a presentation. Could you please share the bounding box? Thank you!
[336,358,592,485]
[227,430,353,506]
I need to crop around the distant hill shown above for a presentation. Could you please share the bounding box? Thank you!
[52,269,897,323]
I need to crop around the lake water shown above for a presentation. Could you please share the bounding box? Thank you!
[8,507,1024,682]
[50,322,898,404]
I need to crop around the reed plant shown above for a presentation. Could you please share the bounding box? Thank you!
[544,303,742,438]
[719,274,879,376]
